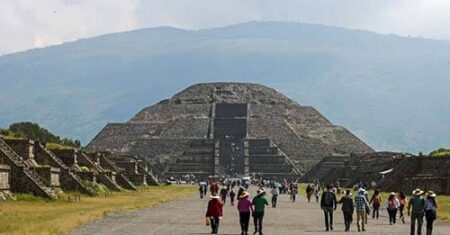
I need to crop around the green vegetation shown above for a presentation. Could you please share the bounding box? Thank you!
[0,122,81,148]
[430,148,450,157]
[0,185,195,235]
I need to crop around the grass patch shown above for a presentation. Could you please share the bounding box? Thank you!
[0,185,195,235]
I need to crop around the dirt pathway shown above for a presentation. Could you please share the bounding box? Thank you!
[69,187,450,235]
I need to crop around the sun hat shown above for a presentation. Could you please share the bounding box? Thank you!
[390,192,396,196]
[240,191,250,198]
[209,194,221,199]
[412,188,424,195]
[256,188,265,196]
[426,191,436,197]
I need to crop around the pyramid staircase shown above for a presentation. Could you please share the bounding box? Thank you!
[248,139,301,179]
[164,139,215,178]
[0,138,58,199]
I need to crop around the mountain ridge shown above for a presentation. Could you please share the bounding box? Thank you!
[1,21,449,152]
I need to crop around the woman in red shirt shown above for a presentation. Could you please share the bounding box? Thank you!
[206,194,224,234]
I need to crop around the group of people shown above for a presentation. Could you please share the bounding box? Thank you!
[206,186,269,235]
[320,185,439,234]
[201,179,440,235]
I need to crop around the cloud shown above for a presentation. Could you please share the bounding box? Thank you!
[0,0,140,55]
[1,0,450,55]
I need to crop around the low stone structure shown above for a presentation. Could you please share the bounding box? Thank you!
[301,152,402,187]
[51,149,122,191]
[85,152,137,190]
[0,164,10,193]
[0,137,59,199]
[379,156,450,195]
[105,154,159,186]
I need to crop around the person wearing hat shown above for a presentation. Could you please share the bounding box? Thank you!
[408,188,425,235]
[354,188,370,232]
[424,191,438,235]
[206,193,224,234]
[386,192,400,225]
[252,188,269,235]
[237,191,253,235]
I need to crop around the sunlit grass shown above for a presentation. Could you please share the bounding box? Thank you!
[0,185,195,235]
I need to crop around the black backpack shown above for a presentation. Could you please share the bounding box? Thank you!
[323,192,334,207]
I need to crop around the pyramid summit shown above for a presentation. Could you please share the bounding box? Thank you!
[87,82,373,178]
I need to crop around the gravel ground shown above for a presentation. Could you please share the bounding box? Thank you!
[69,187,450,235]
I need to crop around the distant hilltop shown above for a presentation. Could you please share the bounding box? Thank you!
[1,21,449,152]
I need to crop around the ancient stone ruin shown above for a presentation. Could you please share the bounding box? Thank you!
[87,83,373,179]
[378,156,450,195]
[0,136,159,199]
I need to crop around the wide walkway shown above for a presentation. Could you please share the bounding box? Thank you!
[70,187,450,235]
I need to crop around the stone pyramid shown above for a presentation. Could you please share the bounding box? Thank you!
[87,83,373,178]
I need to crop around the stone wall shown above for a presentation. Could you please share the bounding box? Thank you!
[379,156,450,195]
[0,164,10,191]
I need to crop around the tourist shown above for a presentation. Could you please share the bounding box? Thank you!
[338,189,355,232]
[424,191,438,235]
[290,183,298,202]
[199,182,206,199]
[398,191,407,224]
[320,185,337,231]
[359,188,370,225]
[355,188,370,232]
[205,193,224,234]
[386,192,400,225]
[220,187,228,204]
[306,184,313,203]
[270,185,279,208]
[314,185,320,203]
[408,188,425,235]
[252,188,269,235]
[211,181,220,194]
[230,188,236,206]
[238,186,245,198]
[237,191,253,235]
[369,189,382,219]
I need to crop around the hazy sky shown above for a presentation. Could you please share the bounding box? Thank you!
[1,0,450,55]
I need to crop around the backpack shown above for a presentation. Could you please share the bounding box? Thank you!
[373,195,381,205]
[388,199,397,210]
[323,192,334,207]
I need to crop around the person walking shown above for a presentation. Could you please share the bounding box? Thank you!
[199,182,206,199]
[210,181,220,194]
[338,189,355,232]
[408,188,425,235]
[237,191,253,235]
[205,193,224,234]
[355,188,370,232]
[220,187,228,205]
[252,189,269,235]
[230,188,236,206]
[387,192,400,225]
[290,184,298,202]
[270,185,279,208]
[320,185,337,231]
[314,185,320,203]
[424,191,438,235]
[369,190,382,219]
[306,184,314,203]
[398,191,407,224]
